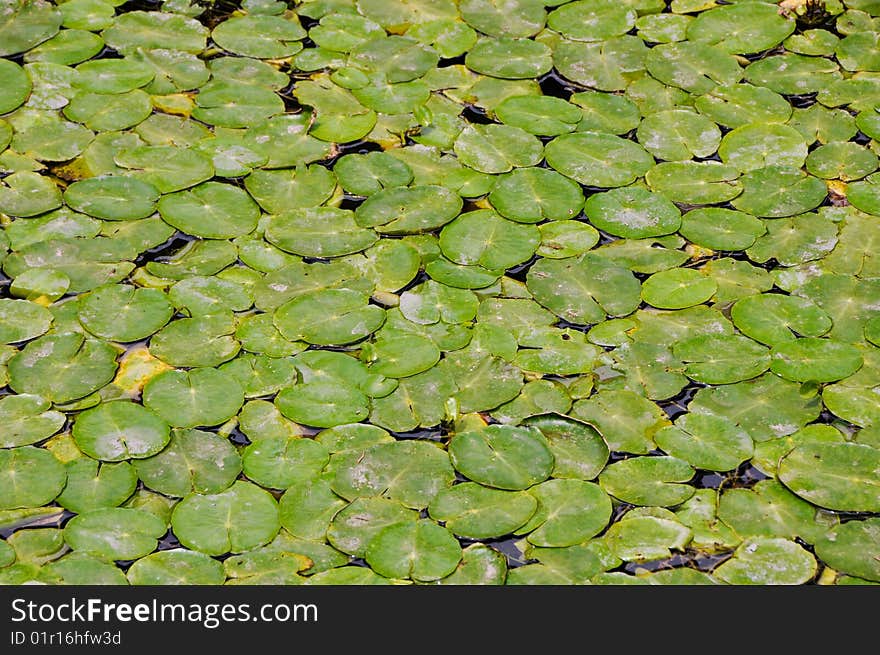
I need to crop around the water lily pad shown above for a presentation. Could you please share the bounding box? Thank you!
[242,436,329,490]
[637,109,721,161]
[143,368,244,428]
[0,171,62,217]
[333,152,412,198]
[453,124,543,175]
[8,332,118,404]
[265,207,378,259]
[521,479,612,547]
[449,425,553,491]
[38,552,128,585]
[674,334,770,384]
[439,543,507,585]
[212,14,305,59]
[778,442,880,513]
[64,507,165,560]
[279,474,348,541]
[77,284,173,343]
[135,428,241,497]
[0,394,64,448]
[64,176,159,221]
[330,440,453,509]
[427,482,537,540]
[73,400,170,461]
[0,0,62,57]
[655,413,753,471]
[686,2,795,54]
[600,456,695,506]
[55,458,137,514]
[103,11,207,54]
[718,479,835,545]
[572,389,669,454]
[646,41,742,95]
[712,537,816,585]
[641,268,717,309]
[548,1,636,42]
[274,289,385,346]
[127,548,224,585]
[465,37,551,79]
[488,167,584,224]
[0,446,66,510]
[356,185,463,235]
[719,123,808,172]
[694,83,792,129]
[150,313,240,368]
[806,141,878,181]
[114,144,213,193]
[814,518,880,583]
[365,519,461,582]
[545,132,654,188]
[171,481,279,555]
[646,161,743,205]
[0,298,51,345]
[158,182,259,239]
[585,187,681,239]
[326,496,418,557]
[745,53,841,95]
[554,36,648,92]
[770,338,863,383]
[603,509,692,562]
[276,382,370,428]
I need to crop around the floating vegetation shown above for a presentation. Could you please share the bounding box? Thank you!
[0,0,879,586]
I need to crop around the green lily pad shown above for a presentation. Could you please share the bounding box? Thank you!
[814,518,880,583]
[12,117,94,162]
[171,481,279,555]
[274,289,385,346]
[0,394,64,448]
[114,144,213,193]
[244,165,336,215]
[686,2,795,54]
[571,91,641,135]
[641,268,717,309]
[545,132,654,188]
[78,284,173,342]
[522,479,612,547]
[572,389,670,454]
[694,84,792,129]
[603,509,693,562]
[242,436,329,490]
[655,412,754,472]
[673,334,770,384]
[211,14,305,59]
[276,381,370,428]
[326,497,418,557]
[712,537,816,585]
[55,458,138,514]
[488,167,584,223]
[149,313,240,368]
[679,208,766,251]
[719,123,808,172]
[0,298,51,345]
[8,332,118,404]
[127,549,224,585]
[745,53,841,95]
[439,543,507,585]
[449,425,553,491]
[438,210,539,271]
[266,207,378,258]
[554,36,648,92]
[599,456,695,507]
[0,59,32,114]
[730,294,832,348]
[37,552,128,585]
[192,80,284,128]
[64,507,165,560]
[465,37,551,79]
[778,442,880,513]
[143,368,245,428]
[356,185,462,234]
[365,519,461,582]
[646,161,743,205]
[0,446,66,510]
[330,440,453,509]
[103,11,206,54]
[135,428,241,498]
[0,171,62,217]
[453,124,543,175]
[158,182,259,239]
[64,176,159,221]
[637,109,721,161]
[279,475,348,541]
[770,338,863,383]
[718,479,836,545]
[527,254,641,325]
[428,482,537,540]
[494,95,581,137]
[169,276,252,317]
[585,187,681,239]
[0,0,62,57]
[73,400,170,461]
[645,41,742,95]
[548,1,636,41]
